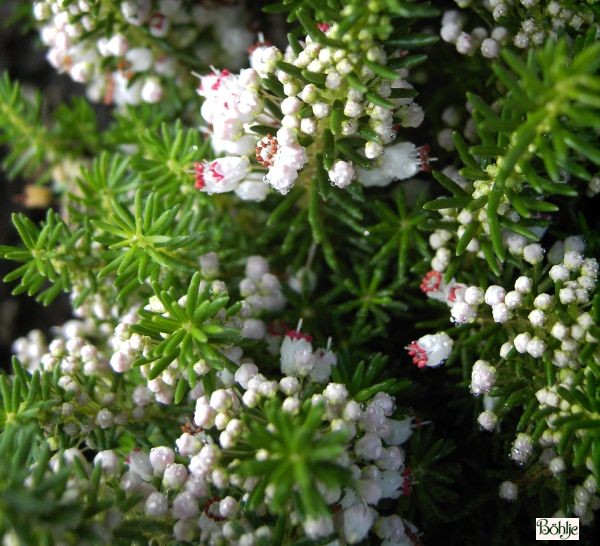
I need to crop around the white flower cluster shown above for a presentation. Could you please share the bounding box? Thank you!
[195,4,427,199]
[107,254,285,404]
[123,345,418,545]
[443,1,595,58]
[441,10,507,59]
[425,164,556,277]
[33,0,253,106]
[430,237,599,520]
[11,319,149,437]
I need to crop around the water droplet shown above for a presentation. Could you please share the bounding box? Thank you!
[190,145,199,151]
[363,230,370,237]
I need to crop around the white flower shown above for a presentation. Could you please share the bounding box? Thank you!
[149,446,175,475]
[343,504,376,544]
[514,276,532,293]
[470,360,496,395]
[304,516,334,539]
[280,331,315,377]
[513,332,531,354]
[145,492,168,517]
[249,44,281,76]
[356,142,429,187]
[328,160,355,188]
[172,491,199,519]
[141,77,163,103]
[324,383,349,404]
[484,285,506,306]
[478,411,497,431]
[380,418,413,445]
[106,34,129,56]
[406,332,453,368]
[194,156,250,193]
[499,481,518,501]
[128,450,153,481]
[523,243,543,265]
[94,450,120,476]
[176,433,202,457]
[451,302,477,324]
[163,463,188,489]
[526,336,546,358]
[564,251,584,270]
[492,303,509,323]
[510,433,533,464]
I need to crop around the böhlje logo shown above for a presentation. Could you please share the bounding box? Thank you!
[535,518,579,541]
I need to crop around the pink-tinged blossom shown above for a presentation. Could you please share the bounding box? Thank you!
[406,332,453,368]
[194,156,249,193]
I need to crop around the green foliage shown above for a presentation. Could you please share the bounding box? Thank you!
[0,209,82,304]
[131,121,209,200]
[131,272,242,395]
[401,427,460,524]
[93,190,204,289]
[237,399,350,519]
[0,73,51,180]
[332,352,411,400]
[427,34,600,264]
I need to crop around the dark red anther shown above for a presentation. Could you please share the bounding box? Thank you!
[418,144,431,173]
[203,496,226,521]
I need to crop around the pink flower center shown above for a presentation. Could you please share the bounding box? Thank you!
[447,285,461,303]
[420,270,442,293]
[208,161,224,182]
[268,319,289,336]
[406,341,427,368]
[209,69,231,91]
[317,22,330,32]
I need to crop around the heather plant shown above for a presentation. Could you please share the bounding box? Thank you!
[0,1,598,545]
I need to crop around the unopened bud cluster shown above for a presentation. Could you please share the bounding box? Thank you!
[194,3,428,200]
[425,164,555,273]
[418,237,599,520]
[442,1,595,58]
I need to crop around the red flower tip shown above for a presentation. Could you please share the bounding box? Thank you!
[285,330,313,342]
[406,341,427,368]
[194,162,205,190]
[420,270,442,293]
